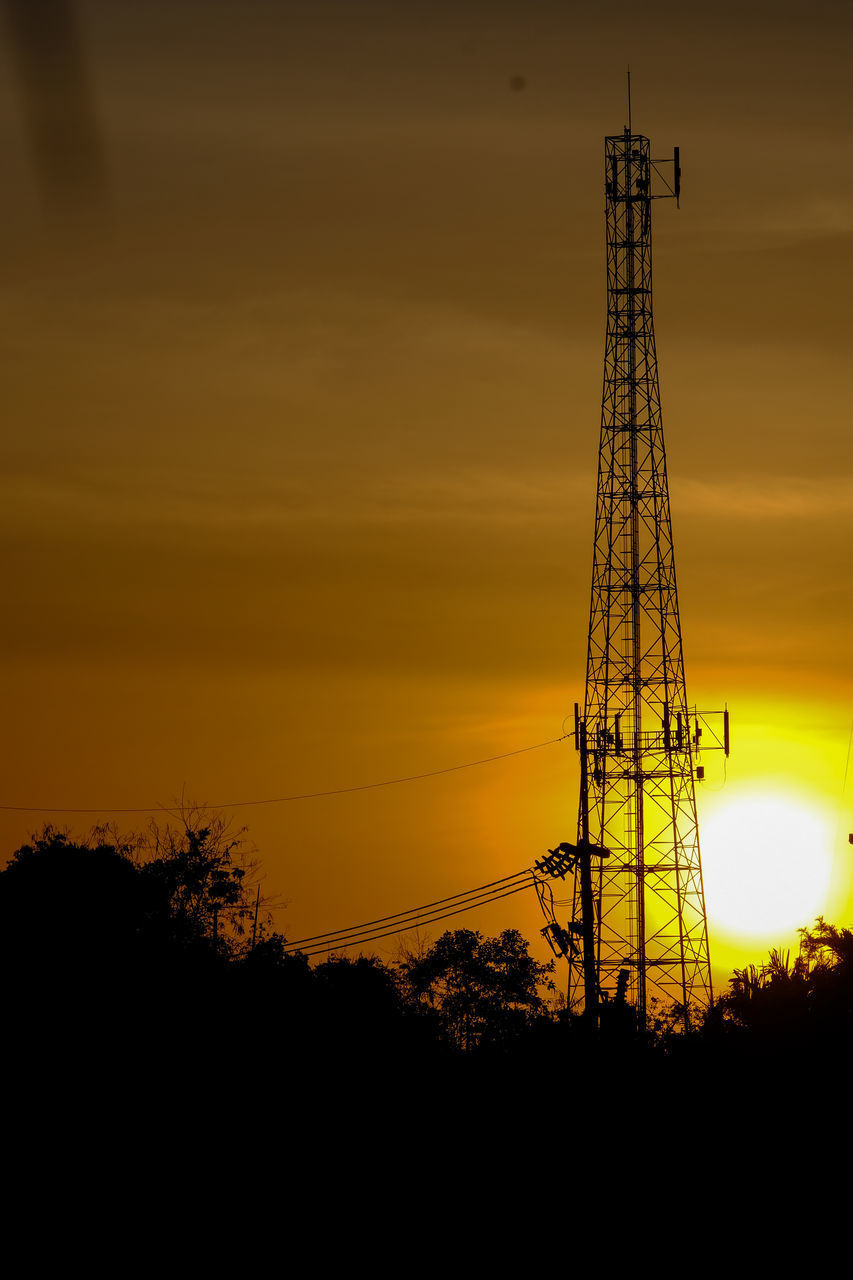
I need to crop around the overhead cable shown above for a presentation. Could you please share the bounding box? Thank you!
[291,880,536,957]
[0,735,570,815]
[282,868,533,948]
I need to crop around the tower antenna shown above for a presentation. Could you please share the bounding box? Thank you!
[568,117,723,1030]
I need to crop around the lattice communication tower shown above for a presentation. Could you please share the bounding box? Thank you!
[567,125,723,1028]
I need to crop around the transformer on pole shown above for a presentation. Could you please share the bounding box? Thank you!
[568,123,717,1029]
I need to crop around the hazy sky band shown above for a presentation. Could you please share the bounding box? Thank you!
[1,0,850,980]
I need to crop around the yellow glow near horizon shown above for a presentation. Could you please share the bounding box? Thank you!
[701,789,835,940]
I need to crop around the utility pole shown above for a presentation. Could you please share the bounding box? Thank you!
[570,120,714,1028]
[577,719,599,1026]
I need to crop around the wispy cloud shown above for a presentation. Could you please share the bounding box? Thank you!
[673,475,853,522]
[0,463,592,531]
[6,465,852,533]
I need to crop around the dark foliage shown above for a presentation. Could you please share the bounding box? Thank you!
[3,821,853,1127]
[715,919,853,1056]
[398,927,555,1051]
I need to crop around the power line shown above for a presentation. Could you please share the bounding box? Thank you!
[0,735,569,815]
[292,880,537,958]
[283,869,531,946]
[283,870,534,951]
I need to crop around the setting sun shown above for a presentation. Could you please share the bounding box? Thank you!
[701,790,836,940]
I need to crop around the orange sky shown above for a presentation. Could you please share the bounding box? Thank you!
[1,0,852,993]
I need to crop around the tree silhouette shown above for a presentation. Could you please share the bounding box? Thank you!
[715,926,853,1050]
[795,918,853,1040]
[0,825,159,984]
[716,951,808,1047]
[0,816,268,1049]
[134,809,258,956]
[797,917,853,969]
[398,927,554,1051]
[9,814,853,1097]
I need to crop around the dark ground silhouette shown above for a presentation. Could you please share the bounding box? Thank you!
[4,820,852,1151]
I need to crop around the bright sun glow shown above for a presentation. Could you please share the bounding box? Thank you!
[701,791,835,940]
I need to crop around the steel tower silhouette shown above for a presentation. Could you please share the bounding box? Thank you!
[568,124,716,1028]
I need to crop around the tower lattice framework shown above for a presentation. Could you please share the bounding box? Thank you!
[569,128,713,1027]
